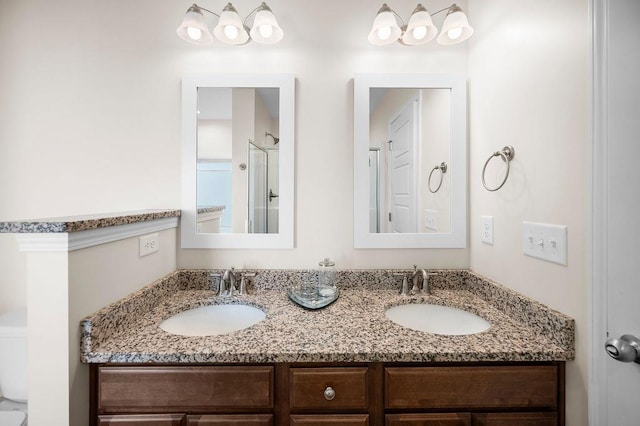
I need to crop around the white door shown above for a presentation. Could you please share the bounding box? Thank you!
[592,0,640,424]
[388,96,419,233]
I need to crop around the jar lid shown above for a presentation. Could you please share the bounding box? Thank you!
[319,258,335,267]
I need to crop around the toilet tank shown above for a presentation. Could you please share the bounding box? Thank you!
[0,307,27,402]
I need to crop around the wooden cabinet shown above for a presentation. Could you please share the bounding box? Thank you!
[97,366,273,413]
[290,367,369,410]
[386,413,472,426]
[97,414,186,425]
[290,414,370,425]
[91,363,564,426]
[186,414,274,425]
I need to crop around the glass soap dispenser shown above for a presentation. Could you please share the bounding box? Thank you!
[318,258,336,297]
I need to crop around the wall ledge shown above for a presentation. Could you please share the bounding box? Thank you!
[15,217,178,252]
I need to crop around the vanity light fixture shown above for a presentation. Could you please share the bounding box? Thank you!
[368,3,473,46]
[177,2,283,46]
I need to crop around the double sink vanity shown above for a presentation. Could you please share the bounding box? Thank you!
[82,268,574,426]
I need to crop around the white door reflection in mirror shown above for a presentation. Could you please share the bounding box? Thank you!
[369,88,451,234]
[354,74,466,248]
[196,87,279,234]
[182,74,294,249]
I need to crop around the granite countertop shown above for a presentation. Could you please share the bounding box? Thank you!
[80,269,575,364]
[0,209,181,233]
[197,205,226,214]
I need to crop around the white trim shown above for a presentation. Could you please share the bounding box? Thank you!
[590,0,609,424]
[15,217,178,252]
[354,73,467,248]
[181,73,295,249]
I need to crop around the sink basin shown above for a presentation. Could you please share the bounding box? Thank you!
[385,303,490,335]
[160,304,266,337]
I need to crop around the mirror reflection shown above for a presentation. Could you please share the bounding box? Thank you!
[196,87,280,234]
[369,88,451,234]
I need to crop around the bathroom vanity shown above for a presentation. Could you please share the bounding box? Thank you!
[82,269,574,426]
[93,362,563,425]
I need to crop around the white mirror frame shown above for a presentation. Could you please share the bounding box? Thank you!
[354,74,467,248]
[181,73,295,248]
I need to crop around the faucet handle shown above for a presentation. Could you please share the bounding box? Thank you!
[238,272,257,295]
[393,273,409,296]
[209,272,223,295]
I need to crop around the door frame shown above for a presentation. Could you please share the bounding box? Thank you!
[590,0,609,423]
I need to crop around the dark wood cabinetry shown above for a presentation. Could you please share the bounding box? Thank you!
[91,362,564,426]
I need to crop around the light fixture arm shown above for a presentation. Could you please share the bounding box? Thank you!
[189,3,220,18]
[379,3,405,27]
[243,2,270,26]
[430,5,453,17]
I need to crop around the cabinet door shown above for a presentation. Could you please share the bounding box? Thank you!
[290,367,369,410]
[386,413,472,425]
[471,412,557,426]
[290,414,369,426]
[385,366,558,410]
[186,414,273,425]
[98,366,273,413]
[97,414,186,425]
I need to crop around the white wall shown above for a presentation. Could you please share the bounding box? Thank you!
[467,1,589,425]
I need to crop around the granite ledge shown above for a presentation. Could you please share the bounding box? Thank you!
[0,209,181,233]
[80,269,575,364]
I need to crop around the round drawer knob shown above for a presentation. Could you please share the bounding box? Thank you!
[323,386,336,401]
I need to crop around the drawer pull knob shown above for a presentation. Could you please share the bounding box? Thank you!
[323,386,336,401]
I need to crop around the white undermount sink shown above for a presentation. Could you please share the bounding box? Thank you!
[385,303,491,335]
[160,304,266,337]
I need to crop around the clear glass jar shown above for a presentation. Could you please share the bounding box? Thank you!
[317,258,336,297]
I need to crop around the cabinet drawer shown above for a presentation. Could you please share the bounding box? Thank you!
[186,414,273,425]
[97,414,186,425]
[385,365,558,410]
[290,367,369,410]
[98,366,273,413]
[472,412,557,426]
[386,413,471,426]
[290,414,369,426]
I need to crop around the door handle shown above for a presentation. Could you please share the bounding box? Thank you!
[605,334,640,363]
[269,189,279,202]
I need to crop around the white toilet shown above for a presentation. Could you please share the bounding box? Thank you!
[0,307,28,426]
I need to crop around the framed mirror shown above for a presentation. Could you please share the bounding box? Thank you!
[181,74,295,248]
[354,74,466,248]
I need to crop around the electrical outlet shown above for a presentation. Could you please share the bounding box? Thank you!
[522,221,567,265]
[139,233,159,257]
[424,209,438,231]
[481,216,494,245]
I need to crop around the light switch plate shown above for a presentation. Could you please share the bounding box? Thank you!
[522,221,568,265]
[481,216,493,245]
[424,209,438,231]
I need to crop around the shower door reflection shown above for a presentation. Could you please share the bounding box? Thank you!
[248,141,279,234]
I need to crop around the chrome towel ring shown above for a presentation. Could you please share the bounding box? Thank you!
[428,162,448,193]
[482,146,515,192]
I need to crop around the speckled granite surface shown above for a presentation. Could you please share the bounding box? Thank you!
[80,269,575,364]
[0,209,181,233]
[197,206,225,214]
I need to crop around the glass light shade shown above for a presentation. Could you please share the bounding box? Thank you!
[368,4,402,45]
[249,4,284,44]
[176,6,214,46]
[401,5,437,45]
[213,3,250,45]
[436,5,473,45]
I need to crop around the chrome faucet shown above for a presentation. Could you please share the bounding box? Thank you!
[221,267,237,296]
[410,265,438,296]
